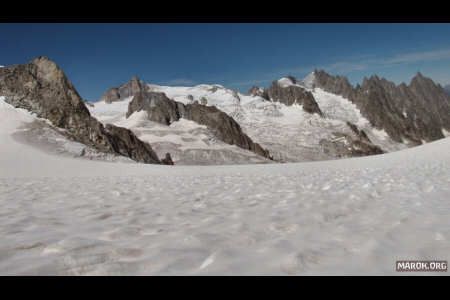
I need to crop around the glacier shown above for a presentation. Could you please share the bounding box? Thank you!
[0,95,449,275]
[88,77,405,164]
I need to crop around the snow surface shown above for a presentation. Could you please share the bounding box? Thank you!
[301,72,316,89]
[90,81,405,164]
[89,95,270,165]
[1,96,449,275]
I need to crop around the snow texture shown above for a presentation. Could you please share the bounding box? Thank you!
[89,94,270,165]
[1,96,449,275]
[90,81,405,164]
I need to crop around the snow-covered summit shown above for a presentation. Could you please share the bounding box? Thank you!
[277,76,302,88]
[90,75,406,164]
[301,71,316,89]
[277,71,317,90]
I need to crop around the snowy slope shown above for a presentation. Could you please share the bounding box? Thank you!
[151,79,407,159]
[0,97,134,165]
[89,94,270,165]
[1,97,449,275]
[90,78,405,164]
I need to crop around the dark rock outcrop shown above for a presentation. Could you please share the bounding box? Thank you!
[99,75,146,103]
[161,153,174,165]
[0,56,162,164]
[247,86,269,100]
[267,78,323,116]
[319,122,384,158]
[313,70,450,144]
[313,69,356,100]
[127,91,183,125]
[126,90,272,159]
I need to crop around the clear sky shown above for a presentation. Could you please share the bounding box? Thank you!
[2,23,450,100]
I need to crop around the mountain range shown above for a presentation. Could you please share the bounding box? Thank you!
[1,56,449,165]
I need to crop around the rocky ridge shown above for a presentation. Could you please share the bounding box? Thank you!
[266,77,323,116]
[125,88,272,159]
[312,69,450,144]
[0,57,163,164]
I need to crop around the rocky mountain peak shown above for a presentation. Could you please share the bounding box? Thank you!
[301,71,317,89]
[31,56,74,89]
[99,75,148,103]
[268,78,323,116]
[0,57,163,164]
[247,86,269,100]
[126,90,272,160]
[312,69,450,144]
[409,71,435,89]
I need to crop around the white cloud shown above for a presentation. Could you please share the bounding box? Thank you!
[326,61,368,73]
[381,49,450,64]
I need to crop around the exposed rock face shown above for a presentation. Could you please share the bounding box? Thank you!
[267,78,323,116]
[247,86,269,100]
[319,122,384,158]
[99,75,145,103]
[127,91,183,125]
[313,70,450,144]
[0,56,162,164]
[126,90,272,159]
[313,69,356,100]
[161,153,174,165]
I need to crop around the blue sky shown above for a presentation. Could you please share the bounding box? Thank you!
[2,23,450,100]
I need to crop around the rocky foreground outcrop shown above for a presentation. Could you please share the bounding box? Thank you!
[0,57,163,164]
[313,70,450,144]
[126,90,272,159]
[267,78,323,116]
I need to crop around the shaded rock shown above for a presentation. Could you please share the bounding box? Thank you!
[267,79,323,116]
[208,85,222,93]
[319,122,384,158]
[126,91,272,159]
[161,153,174,165]
[126,91,182,125]
[0,56,161,164]
[313,69,356,100]
[99,75,146,103]
[313,70,450,144]
[247,86,269,100]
